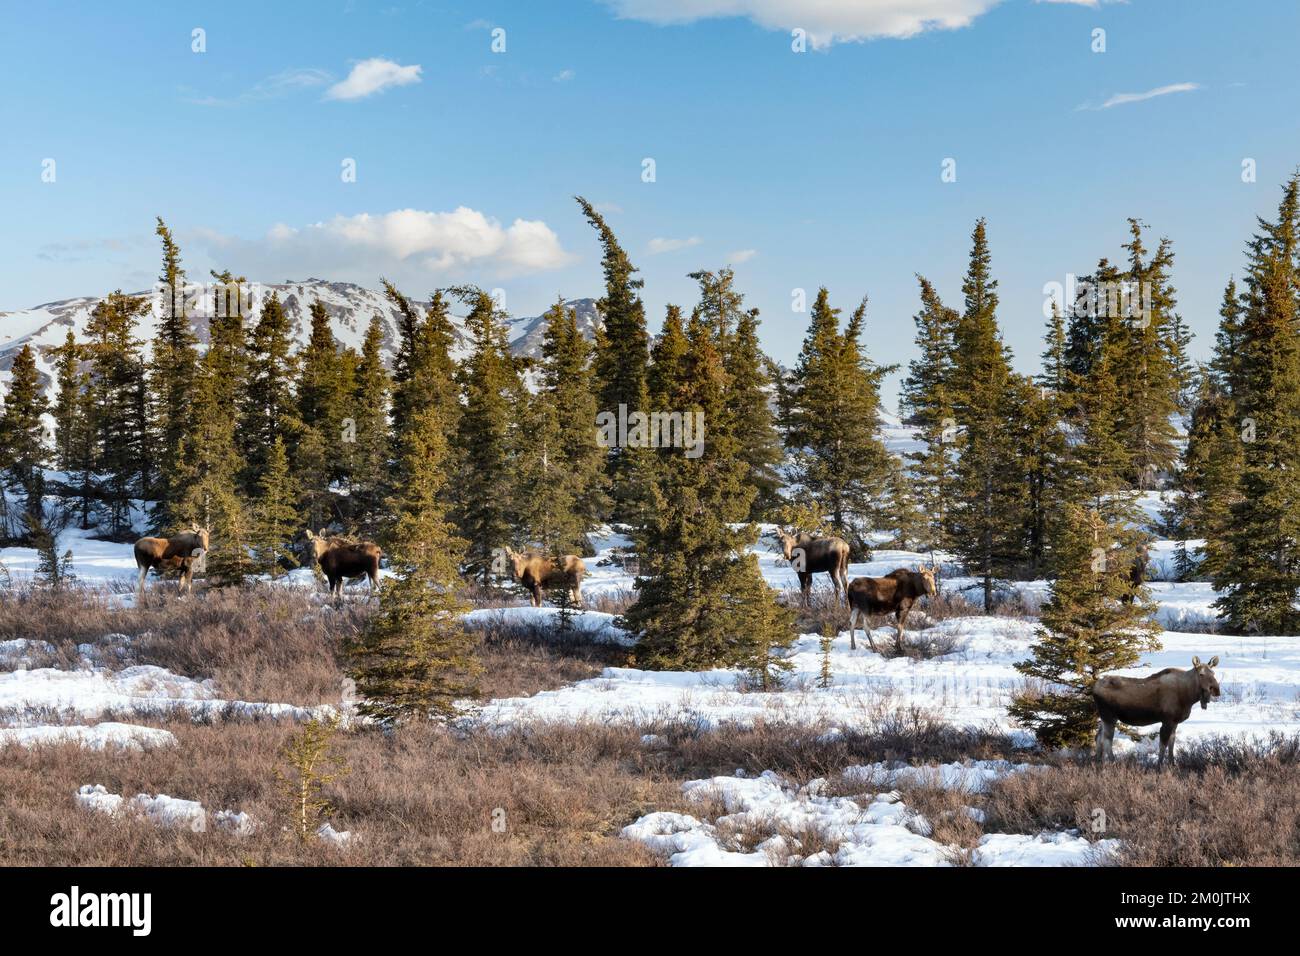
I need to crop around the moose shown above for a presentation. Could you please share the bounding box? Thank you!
[1119,542,1150,605]
[845,565,938,653]
[134,526,210,596]
[774,530,850,606]
[502,547,585,608]
[1091,656,1222,767]
[297,529,382,604]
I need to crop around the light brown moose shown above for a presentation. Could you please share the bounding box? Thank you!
[503,547,585,608]
[846,566,938,653]
[1091,656,1221,767]
[134,526,210,596]
[298,529,382,603]
[774,530,850,606]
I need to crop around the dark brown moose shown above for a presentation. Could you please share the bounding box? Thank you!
[134,526,210,596]
[846,566,938,653]
[774,530,850,606]
[299,529,382,603]
[1091,656,1221,766]
[503,547,585,608]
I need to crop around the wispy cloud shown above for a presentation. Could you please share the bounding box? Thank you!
[1082,82,1201,110]
[553,69,576,83]
[728,248,758,263]
[647,236,702,255]
[325,58,422,101]
[186,68,332,107]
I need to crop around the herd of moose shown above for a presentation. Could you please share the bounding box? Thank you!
[130,524,1219,766]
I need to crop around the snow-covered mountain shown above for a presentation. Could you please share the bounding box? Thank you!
[0,278,599,396]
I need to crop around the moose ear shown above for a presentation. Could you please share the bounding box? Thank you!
[1208,656,1219,668]
[1192,656,1201,667]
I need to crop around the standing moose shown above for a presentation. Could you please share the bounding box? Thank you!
[845,566,938,653]
[298,529,382,604]
[133,526,210,596]
[502,548,585,608]
[774,530,850,607]
[1090,656,1221,767]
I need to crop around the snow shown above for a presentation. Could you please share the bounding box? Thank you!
[0,721,176,750]
[463,606,633,645]
[75,784,256,835]
[622,765,1120,867]
[0,661,335,724]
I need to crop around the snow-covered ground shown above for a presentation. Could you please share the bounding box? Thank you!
[622,763,1121,866]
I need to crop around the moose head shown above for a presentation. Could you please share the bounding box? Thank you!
[1191,656,1221,710]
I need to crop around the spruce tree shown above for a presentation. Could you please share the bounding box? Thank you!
[240,290,298,490]
[149,218,199,524]
[782,289,894,553]
[451,289,522,582]
[346,315,392,534]
[252,436,300,575]
[624,311,794,674]
[1211,176,1300,633]
[692,269,783,521]
[576,196,651,523]
[948,220,1028,608]
[1009,502,1160,748]
[84,291,151,537]
[519,298,606,555]
[0,344,48,537]
[901,275,959,551]
[347,401,479,721]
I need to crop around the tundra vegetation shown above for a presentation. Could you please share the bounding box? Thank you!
[2,180,1300,863]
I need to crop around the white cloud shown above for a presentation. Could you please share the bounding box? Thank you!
[554,69,577,82]
[728,248,758,263]
[193,207,574,280]
[600,0,1005,48]
[1085,82,1200,110]
[647,236,703,255]
[325,58,422,101]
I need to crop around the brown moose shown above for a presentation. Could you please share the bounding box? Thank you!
[774,530,850,606]
[134,526,210,596]
[846,566,938,653]
[502,547,585,608]
[298,529,382,603]
[1091,656,1221,767]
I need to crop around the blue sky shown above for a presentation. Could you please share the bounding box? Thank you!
[2,0,1298,406]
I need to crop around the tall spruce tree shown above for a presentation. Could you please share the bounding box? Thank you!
[452,289,522,582]
[149,218,199,525]
[1211,176,1300,633]
[782,289,894,553]
[901,275,960,551]
[576,196,651,523]
[948,220,1028,609]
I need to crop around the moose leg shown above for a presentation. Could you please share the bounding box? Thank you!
[895,601,912,652]
[530,583,542,608]
[368,571,379,603]
[847,607,858,651]
[798,572,811,607]
[136,564,148,597]
[1158,722,1174,767]
[1095,718,1115,763]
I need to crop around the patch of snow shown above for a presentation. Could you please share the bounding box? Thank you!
[0,721,176,750]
